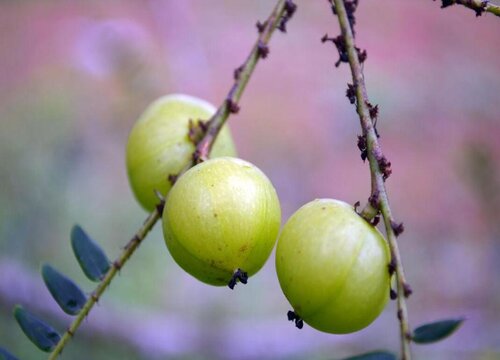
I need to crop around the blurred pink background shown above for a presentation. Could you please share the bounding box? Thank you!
[0,1,499,359]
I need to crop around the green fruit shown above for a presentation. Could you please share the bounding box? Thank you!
[126,94,236,211]
[163,157,281,286]
[276,199,390,334]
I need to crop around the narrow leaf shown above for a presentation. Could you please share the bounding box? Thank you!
[42,264,87,315]
[71,225,110,281]
[0,347,19,360]
[412,318,465,344]
[341,350,397,360]
[13,305,60,352]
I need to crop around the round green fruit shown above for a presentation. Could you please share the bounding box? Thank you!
[163,157,281,286]
[276,199,390,334]
[126,94,236,211]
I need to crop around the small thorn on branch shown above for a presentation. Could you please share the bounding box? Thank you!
[233,65,244,80]
[257,40,270,59]
[388,257,396,276]
[374,149,392,180]
[156,200,165,216]
[91,292,99,303]
[256,20,267,33]
[287,310,304,329]
[357,47,367,63]
[371,214,380,226]
[278,0,297,33]
[321,33,366,66]
[366,101,380,138]
[129,234,140,247]
[390,288,398,300]
[168,174,178,185]
[367,101,379,120]
[321,34,348,67]
[228,268,248,289]
[192,148,208,165]
[403,282,413,298]
[346,83,356,104]
[391,220,405,237]
[369,191,380,209]
[368,190,380,209]
[188,118,209,145]
[227,99,240,114]
[357,135,368,162]
[285,0,298,15]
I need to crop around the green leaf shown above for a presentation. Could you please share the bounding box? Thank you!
[412,318,465,344]
[341,350,397,360]
[71,225,110,282]
[41,264,87,315]
[13,305,60,352]
[0,347,19,360]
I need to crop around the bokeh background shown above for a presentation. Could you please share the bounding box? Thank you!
[1,1,499,359]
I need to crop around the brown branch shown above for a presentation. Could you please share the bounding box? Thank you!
[48,1,296,358]
[436,0,500,17]
[192,0,296,164]
[329,1,412,359]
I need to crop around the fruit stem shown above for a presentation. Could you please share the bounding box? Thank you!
[228,268,249,289]
[48,206,162,360]
[47,2,296,358]
[329,1,412,359]
[192,0,297,164]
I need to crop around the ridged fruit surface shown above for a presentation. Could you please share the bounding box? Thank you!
[276,199,390,334]
[163,157,281,286]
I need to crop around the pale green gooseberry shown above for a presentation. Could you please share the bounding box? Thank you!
[163,157,281,286]
[276,199,390,334]
[126,94,236,211]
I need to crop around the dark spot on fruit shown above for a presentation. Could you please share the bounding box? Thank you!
[213,213,218,218]
[322,207,326,210]
[218,247,222,251]
[239,244,248,253]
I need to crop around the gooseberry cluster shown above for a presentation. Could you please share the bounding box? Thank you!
[126,94,390,334]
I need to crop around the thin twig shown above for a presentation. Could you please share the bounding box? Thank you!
[192,0,296,163]
[436,0,500,17]
[48,208,161,360]
[329,1,412,359]
[47,1,295,358]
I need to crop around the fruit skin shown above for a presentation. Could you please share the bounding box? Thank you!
[163,157,281,286]
[276,199,390,334]
[126,94,236,211]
